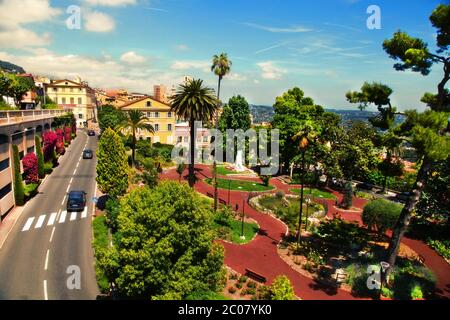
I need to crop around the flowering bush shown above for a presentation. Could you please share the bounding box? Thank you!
[22,152,39,184]
[56,139,65,155]
[55,128,64,143]
[64,126,72,143]
[43,131,57,162]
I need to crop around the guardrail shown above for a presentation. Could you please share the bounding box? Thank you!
[0,109,70,126]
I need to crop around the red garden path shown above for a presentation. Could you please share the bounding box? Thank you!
[160,164,450,300]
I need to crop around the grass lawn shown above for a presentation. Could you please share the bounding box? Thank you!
[259,196,285,211]
[214,218,259,244]
[206,178,274,192]
[290,187,336,199]
[92,215,110,294]
[216,165,238,175]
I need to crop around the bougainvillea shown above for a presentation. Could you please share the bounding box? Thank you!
[55,128,64,143]
[56,139,65,155]
[43,131,57,162]
[64,126,72,143]
[22,152,39,184]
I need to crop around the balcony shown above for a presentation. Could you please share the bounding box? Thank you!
[0,109,70,126]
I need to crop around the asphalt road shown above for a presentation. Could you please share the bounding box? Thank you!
[0,130,99,300]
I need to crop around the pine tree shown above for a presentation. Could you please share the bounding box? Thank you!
[12,144,24,206]
[96,128,129,198]
[35,136,45,178]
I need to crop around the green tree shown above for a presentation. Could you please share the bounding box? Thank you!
[218,95,251,132]
[270,275,295,300]
[362,199,403,238]
[12,144,24,205]
[100,181,226,299]
[5,73,35,107]
[117,110,154,166]
[383,4,450,111]
[35,135,45,179]
[170,79,218,187]
[176,162,186,182]
[96,128,129,198]
[98,105,127,133]
[211,53,232,212]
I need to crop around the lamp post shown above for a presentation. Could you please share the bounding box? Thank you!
[240,193,246,240]
[379,261,390,299]
[228,178,231,205]
[305,197,311,232]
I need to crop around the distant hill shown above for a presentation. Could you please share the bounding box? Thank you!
[249,105,404,126]
[0,60,26,74]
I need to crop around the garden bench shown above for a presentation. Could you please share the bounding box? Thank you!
[206,192,214,198]
[245,268,267,283]
[335,269,347,283]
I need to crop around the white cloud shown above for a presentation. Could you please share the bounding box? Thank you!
[120,51,147,64]
[83,0,137,6]
[257,61,286,80]
[170,60,210,72]
[226,73,247,81]
[0,0,61,49]
[175,44,189,51]
[244,23,311,33]
[85,11,115,32]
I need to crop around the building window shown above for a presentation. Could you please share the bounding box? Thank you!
[147,137,152,142]
[154,124,159,132]
[27,146,34,154]
[78,114,83,119]
[0,183,12,199]
[177,136,182,143]
[62,88,65,93]
[62,97,66,104]
[53,88,57,92]
[167,124,172,131]
[168,112,172,118]
[146,101,151,107]
[70,97,74,104]
[154,112,159,118]
[0,158,9,172]
[78,98,82,104]
[70,88,74,92]
[146,112,151,118]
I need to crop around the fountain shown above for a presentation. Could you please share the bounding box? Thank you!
[234,149,246,172]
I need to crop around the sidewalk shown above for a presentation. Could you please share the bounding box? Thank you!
[0,206,25,250]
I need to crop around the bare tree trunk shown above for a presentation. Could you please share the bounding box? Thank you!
[189,118,195,187]
[437,61,449,111]
[385,156,431,281]
[213,76,222,212]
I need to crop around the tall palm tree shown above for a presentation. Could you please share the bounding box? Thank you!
[292,121,318,248]
[118,110,154,166]
[211,53,232,212]
[170,79,218,187]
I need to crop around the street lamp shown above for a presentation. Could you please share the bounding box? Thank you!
[227,178,231,205]
[305,197,311,232]
[240,193,246,240]
[379,261,390,299]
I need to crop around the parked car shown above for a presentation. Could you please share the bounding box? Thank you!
[88,130,95,136]
[395,191,414,203]
[356,182,375,191]
[83,149,93,159]
[67,191,87,212]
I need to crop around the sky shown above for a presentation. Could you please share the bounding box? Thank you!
[0,0,447,111]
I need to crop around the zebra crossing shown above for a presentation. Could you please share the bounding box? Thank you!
[21,208,88,232]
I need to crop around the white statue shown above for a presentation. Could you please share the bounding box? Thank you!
[234,149,245,172]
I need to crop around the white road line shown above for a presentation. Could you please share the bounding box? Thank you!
[22,217,35,232]
[35,215,46,229]
[66,184,71,193]
[49,227,56,243]
[43,280,48,300]
[70,211,77,221]
[69,177,73,184]
[81,207,87,218]
[73,168,77,175]
[44,249,50,270]
[58,211,67,223]
[47,212,57,226]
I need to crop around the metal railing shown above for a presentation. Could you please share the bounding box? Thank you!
[0,109,70,126]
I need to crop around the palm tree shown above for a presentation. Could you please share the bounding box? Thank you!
[211,53,232,211]
[118,110,154,166]
[292,121,318,248]
[170,79,218,187]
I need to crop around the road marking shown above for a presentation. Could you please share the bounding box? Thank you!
[81,207,87,218]
[43,280,48,300]
[22,217,35,231]
[66,184,71,193]
[47,213,57,226]
[73,168,77,175]
[35,215,46,229]
[69,177,73,184]
[58,211,67,223]
[70,211,77,221]
[44,249,50,270]
[49,227,55,243]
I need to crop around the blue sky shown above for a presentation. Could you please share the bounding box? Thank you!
[0,0,446,110]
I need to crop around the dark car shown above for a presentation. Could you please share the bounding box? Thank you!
[395,191,414,203]
[356,182,375,191]
[67,191,87,212]
[83,149,93,159]
[88,130,95,136]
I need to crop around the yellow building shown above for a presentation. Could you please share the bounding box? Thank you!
[119,97,176,145]
[46,77,96,128]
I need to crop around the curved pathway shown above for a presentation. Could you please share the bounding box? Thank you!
[161,165,449,300]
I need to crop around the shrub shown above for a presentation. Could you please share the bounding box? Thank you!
[238,275,248,283]
[229,273,238,280]
[275,190,285,199]
[22,152,39,184]
[55,139,65,155]
[269,275,295,300]
[260,175,270,186]
[410,283,423,299]
[246,287,256,295]
[64,126,72,143]
[12,145,24,206]
[235,282,242,289]
[228,287,236,294]
[35,136,45,178]
[362,199,403,237]
[381,287,393,298]
[24,183,39,198]
[427,239,450,260]
[247,281,256,289]
[340,181,353,209]
[176,162,186,181]
[315,217,369,248]
[43,131,57,162]
[44,162,53,174]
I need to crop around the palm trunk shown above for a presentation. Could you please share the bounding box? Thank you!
[213,76,222,212]
[296,150,306,249]
[385,156,432,281]
[132,129,136,167]
[189,118,196,187]
[437,61,449,111]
